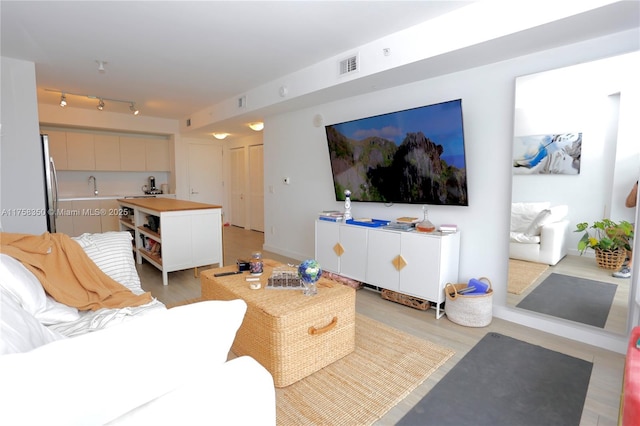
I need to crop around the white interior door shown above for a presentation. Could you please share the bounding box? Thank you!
[188,143,223,205]
[249,144,264,232]
[230,147,246,228]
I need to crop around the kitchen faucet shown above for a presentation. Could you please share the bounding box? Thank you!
[88,175,98,196]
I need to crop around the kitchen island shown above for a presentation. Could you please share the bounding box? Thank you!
[118,198,223,286]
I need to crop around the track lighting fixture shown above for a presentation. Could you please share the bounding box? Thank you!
[248,122,264,131]
[45,89,140,116]
[213,133,229,140]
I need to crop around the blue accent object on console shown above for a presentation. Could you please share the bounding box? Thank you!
[345,219,390,228]
[466,278,489,295]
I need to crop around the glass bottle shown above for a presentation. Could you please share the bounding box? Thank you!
[416,206,435,233]
[250,251,263,275]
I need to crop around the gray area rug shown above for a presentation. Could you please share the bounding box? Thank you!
[516,273,617,328]
[397,332,593,426]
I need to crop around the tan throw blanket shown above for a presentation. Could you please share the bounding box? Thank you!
[1,232,152,311]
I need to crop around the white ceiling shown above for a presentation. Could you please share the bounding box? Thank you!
[1,1,471,125]
[2,1,638,139]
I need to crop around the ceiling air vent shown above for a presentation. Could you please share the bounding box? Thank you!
[339,54,359,76]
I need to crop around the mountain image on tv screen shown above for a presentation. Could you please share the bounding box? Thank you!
[324,99,468,206]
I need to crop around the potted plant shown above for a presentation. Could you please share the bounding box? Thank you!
[575,219,634,269]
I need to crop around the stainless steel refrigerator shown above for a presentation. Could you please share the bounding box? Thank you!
[41,134,59,232]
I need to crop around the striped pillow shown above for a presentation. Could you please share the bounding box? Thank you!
[72,232,143,294]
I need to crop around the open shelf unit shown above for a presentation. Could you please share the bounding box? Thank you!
[118,198,223,285]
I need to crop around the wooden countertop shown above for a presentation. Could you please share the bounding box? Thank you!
[118,197,221,212]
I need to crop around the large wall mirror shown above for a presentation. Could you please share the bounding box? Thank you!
[508,52,639,336]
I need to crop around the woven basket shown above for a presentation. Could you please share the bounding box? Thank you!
[381,289,430,311]
[595,248,626,270]
[201,262,356,388]
[444,277,493,327]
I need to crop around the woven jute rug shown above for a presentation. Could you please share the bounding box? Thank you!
[508,259,549,295]
[276,314,454,426]
[166,298,454,425]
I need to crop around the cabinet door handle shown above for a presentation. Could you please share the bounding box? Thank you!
[191,189,199,194]
[392,255,407,271]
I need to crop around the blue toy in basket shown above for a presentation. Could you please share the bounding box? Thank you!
[464,278,489,295]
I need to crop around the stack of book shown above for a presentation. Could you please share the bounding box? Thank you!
[318,210,344,222]
[384,216,419,231]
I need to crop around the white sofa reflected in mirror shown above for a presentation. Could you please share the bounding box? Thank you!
[509,202,569,266]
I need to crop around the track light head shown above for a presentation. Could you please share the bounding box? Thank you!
[46,89,139,114]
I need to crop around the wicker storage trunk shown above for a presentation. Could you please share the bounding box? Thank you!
[201,261,356,387]
[444,277,493,327]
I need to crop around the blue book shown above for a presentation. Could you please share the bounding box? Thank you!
[318,216,341,222]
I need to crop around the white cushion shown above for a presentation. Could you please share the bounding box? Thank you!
[0,287,66,354]
[511,202,550,232]
[525,209,552,236]
[0,299,248,426]
[38,296,83,325]
[510,232,541,244]
[72,231,142,294]
[0,254,80,325]
[0,253,46,314]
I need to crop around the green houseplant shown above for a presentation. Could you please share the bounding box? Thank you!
[575,219,634,269]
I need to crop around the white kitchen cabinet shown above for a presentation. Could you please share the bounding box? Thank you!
[119,136,170,171]
[119,136,147,171]
[315,220,368,282]
[119,198,223,286]
[99,199,120,232]
[46,130,68,170]
[66,132,95,170]
[71,200,102,235]
[145,138,170,171]
[94,134,121,170]
[315,220,460,318]
[55,200,74,235]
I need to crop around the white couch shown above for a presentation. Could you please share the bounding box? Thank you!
[0,231,276,426]
[509,202,569,266]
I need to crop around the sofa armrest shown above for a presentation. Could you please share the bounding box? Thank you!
[0,300,249,426]
[108,356,276,426]
[538,219,569,265]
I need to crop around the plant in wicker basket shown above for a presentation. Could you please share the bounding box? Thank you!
[575,219,634,269]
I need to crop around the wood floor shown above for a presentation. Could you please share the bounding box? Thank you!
[507,254,630,335]
[137,225,625,426]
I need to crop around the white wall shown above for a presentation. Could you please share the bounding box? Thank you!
[0,57,47,233]
[262,30,639,352]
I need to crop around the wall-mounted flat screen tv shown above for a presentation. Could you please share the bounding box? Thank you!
[324,99,468,205]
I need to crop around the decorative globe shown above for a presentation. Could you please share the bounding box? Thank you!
[298,259,322,296]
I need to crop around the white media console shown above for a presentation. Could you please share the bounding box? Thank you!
[315,220,460,318]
